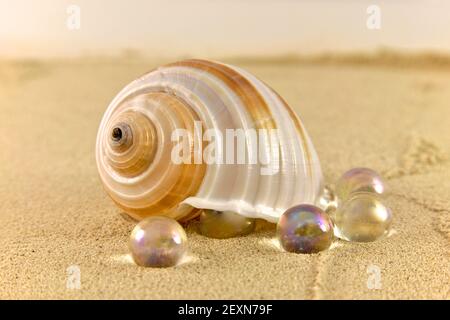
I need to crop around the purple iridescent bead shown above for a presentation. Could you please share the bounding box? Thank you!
[277,204,334,254]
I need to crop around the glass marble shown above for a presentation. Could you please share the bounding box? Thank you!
[336,167,385,202]
[318,185,338,213]
[277,204,334,254]
[196,210,256,239]
[332,193,392,242]
[129,216,187,267]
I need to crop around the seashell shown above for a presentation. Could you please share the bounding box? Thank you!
[96,59,323,223]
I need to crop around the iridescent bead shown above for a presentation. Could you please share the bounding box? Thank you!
[196,210,256,239]
[129,216,187,267]
[277,204,334,254]
[336,167,385,202]
[332,193,392,242]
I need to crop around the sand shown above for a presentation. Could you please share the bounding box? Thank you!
[0,55,449,299]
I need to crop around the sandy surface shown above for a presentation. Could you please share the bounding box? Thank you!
[0,56,449,299]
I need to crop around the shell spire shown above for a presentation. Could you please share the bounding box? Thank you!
[96,59,323,223]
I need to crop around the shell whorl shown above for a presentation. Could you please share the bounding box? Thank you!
[106,111,157,177]
[96,59,323,222]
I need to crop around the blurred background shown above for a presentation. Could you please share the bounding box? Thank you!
[1,0,449,59]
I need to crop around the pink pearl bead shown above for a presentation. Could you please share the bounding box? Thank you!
[129,216,187,267]
[336,167,385,202]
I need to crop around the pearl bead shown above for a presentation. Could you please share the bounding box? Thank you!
[332,193,392,242]
[196,210,256,239]
[277,204,334,254]
[129,216,187,267]
[336,167,385,202]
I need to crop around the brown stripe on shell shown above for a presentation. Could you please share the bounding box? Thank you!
[110,92,206,221]
[166,59,277,131]
[166,59,280,206]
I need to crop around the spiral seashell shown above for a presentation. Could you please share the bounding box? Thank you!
[96,59,323,223]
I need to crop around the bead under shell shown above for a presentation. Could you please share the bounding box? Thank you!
[96,59,323,222]
[318,185,338,213]
[196,209,256,239]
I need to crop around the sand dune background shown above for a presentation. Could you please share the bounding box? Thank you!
[0,53,449,299]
